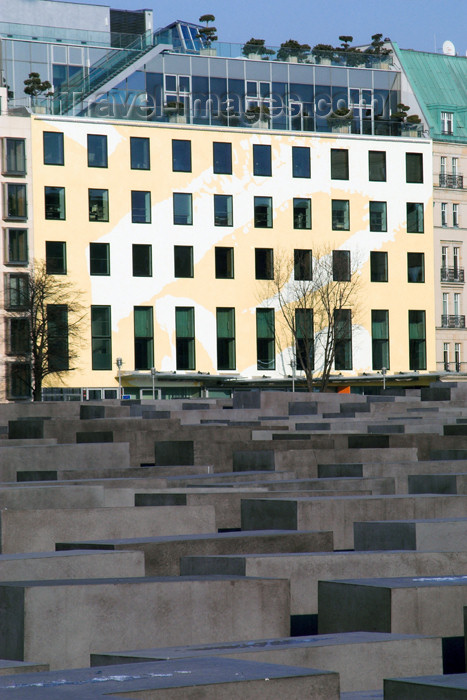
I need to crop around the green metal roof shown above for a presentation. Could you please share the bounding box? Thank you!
[395,44,467,142]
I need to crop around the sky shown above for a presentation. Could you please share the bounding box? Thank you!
[77,0,467,54]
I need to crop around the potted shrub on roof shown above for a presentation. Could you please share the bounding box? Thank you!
[365,33,392,68]
[311,43,335,65]
[24,72,53,112]
[197,14,218,56]
[163,100,187,123]
[327,106,353,133]
[276,39,311,63]
[391,103,422,136]
[244,103,271,129]
[242,38,275,60]
[336,35,366,67]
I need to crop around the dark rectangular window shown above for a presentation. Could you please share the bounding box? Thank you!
[213,142,232,174]
[333,250,351,281]
[256,308,275,370]
[45,186,65,220]
[406,153,423,183]
[5,273,28,309]
[45,241,66,275]
[292,146,310,178]
[369,151,386,181]
[5,229,28,264]
[172,139,191,172]
[293,198,311,229]
[331,149,349,180]
[89,189,109,221]
[90,242,110,275]
[214,194,233,226]
[370,251,388,282]
[176,306,195,370]
[253,144,271,176]
[5,184,27,220]
[296,308,314,370]
[217,307,236,370]
[7,362,31,399]
[91,306,112,370]
[407,203,424,233]
[332,200,349,230]
[47,304,69,372]
[132,244,152,277]
[173,193,192,225]
[215,247,234,279]
[294,249,312,281]
[43,132,64,165]
[131,191,151,223]
[174,245,193,277]
[334,308,352,370]
[254,196,273,228]
[134,306,154,370]
[8,317,29,355]
[4,138,26,175]
[409,310,426,370]
[369,201,387,232]
[255,248,274,280]
[408,252,425,283]
[372,310,389,370]
[87,134,107,168]
[130,137,150,170]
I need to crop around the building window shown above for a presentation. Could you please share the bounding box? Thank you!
[409,310,426,370]
[256,308,275,370]
[87,134,108,168]
[255,248,274,280]
[7,317,29,355]
[441,202,447,227]
[455,342,461,372]
[91,305,112,370]
[45,241,67,275]
[334,309,352,370]
[453,247,460,277]
[4,184,27,220]
[331,149,349,180]
[3,138,26,175]
[368,151,386,181]
[132,244,152,277]
[43,132,64,165]
[134,306,154,370]
[454,292,460,317]
[213,142,232,174]
[443,292,449,317]
[45,186,65,220]
[292,146,310,178]
[174,245,193,277]
[215,247,234,279]
[254,196,273,228]
[294,249,312,281]
[7,362,31,399]
[407,252,425,283]
[131,191,151,223]
[217,307,236,370]
[89,189,109,222]
[332,250,351,281]
[293,198,311,229]
[453,203,459,228]
[214,194,233,226]
[372,310,389,370]
[441,111,454,135]
[370,251,388,282]
[444,342,450,371]
[406,153,423,183]
[369,201,387,232]
[295,308,314,370]
[407,203,424,233]
[47,304,69,371]
[5,273,28,309]
[90,242,110,275]
[253,144,271,176]
[332,200,350,230]
[5,229,28,265]
[173,193,192,225]
[172,139,191,172]
[130,137,150,170]
[442,245,448,270]
[175,306,195,370]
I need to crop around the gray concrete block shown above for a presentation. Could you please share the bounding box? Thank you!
[0,549,145,580]
[384,673,467,700]
[155,441,194,466]
[76,431,113,443]
[8,419,46,440]
[288,402,318,416]
[79,405,105,420]
[354,518,467,552]
[233,450,274,471]
[408,475,458,494]
[368,425,405,434]
[318,464,363,478]
[233,390,261,409]
[0,660,49,675]
[348,435,390,448]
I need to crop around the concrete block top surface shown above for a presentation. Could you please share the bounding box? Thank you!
[385,673,467,689]
[326,574,467,589]
[0,575,287,588]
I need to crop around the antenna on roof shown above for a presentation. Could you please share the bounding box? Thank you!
[442,40,456,56]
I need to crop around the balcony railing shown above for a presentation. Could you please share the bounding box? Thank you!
[441,267,465,283]
[441,315,465,328]
[438,173,464,189]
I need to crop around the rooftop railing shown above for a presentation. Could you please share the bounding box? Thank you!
[0,20,143,48]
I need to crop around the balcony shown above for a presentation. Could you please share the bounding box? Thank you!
[441,267,465,283]
[438,173,464,189]
[441,315,465,328]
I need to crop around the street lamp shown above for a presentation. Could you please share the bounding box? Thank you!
[382,366,387,392]
[116,357,123,398]
[151,367,157,400]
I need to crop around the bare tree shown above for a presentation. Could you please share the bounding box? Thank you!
[5,260,86,401]
[259,246,361,392]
